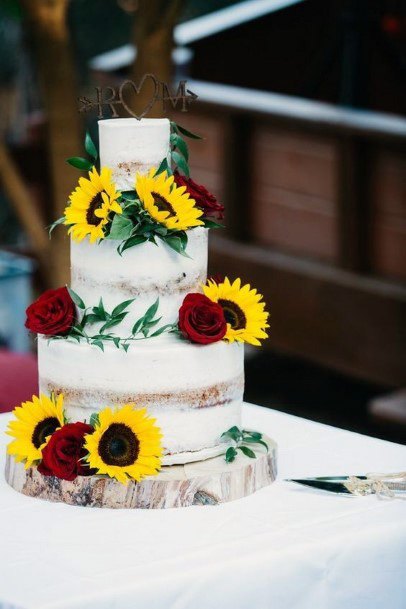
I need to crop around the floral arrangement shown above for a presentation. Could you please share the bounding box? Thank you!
[25,277,269,350]
[50,123,224,256]
[26,287,175,351]
[6,394,268,482]
[6,394,163,484]
[178,277,269,346]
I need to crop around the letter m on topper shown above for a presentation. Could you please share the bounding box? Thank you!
[160,81,198,112]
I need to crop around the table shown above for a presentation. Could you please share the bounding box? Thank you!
[0,404,405,609]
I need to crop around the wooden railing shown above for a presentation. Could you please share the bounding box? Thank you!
[172,81,406,386]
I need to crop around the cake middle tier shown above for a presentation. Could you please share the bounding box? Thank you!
[71,227,208,337]
[37,335,244,462]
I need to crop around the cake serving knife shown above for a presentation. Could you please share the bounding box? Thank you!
[285,473,406,497]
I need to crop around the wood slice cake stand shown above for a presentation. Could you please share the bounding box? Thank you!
[5,436,277,509]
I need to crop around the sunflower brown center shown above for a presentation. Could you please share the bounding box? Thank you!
[86,193,103,226]
[98,423,140,466]
[152,192,175,217]
[32,417,60,448]
[218,299,247,330]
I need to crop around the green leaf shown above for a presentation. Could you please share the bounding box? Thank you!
[92,340,104,352]
[98,298,105,316]
[67,157,93,171]
[243,430,262,441]
[89,413,100,428]
[172,121,202,140]
[69,335,81,343]
[77,313,88,329]
[131,316,145,335]
[170,133,189,161]
[48,216,65,237]
[67,287,86,310]
[203,219,224,229]
[156,157,170,175]
[177,230,188,248]
[99,312,127,334]
[113,337,121,349]
[162,235,190,257]
[107,214,133,240]
[92,298,107,320]
[171,151,190,177]
[221,426,243,443]
[149,324,176,337]
[154,225,168,237]
[120,190,138,202]
[243,437,268,451]
[85,132,98,161]
[225,446,238,463]
[111,299,135,317]
[71,324,86,337]
[238,446,256,459]
[118,235,148,255]
[143,298,159,323]
[83,313,101,325]
[122,343,130,353]
[142,317,162,330]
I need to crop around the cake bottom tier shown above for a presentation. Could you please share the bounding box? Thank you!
[5,436,277,508]
[37,335,244,464]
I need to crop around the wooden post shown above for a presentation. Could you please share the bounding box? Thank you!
[22,0,82,287]
[131,0,185,117]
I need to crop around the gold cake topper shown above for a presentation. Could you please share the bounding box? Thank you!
[78,74,198,120]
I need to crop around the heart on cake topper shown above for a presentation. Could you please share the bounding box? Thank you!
[119,74,159,120]
[78,74,198,120]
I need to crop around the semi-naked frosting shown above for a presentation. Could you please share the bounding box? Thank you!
[38,334,244,463]
[99,118,170,191]
[36,117,245,464]
[71,227,208,336]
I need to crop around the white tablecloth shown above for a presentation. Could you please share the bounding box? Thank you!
[0,404,405,609]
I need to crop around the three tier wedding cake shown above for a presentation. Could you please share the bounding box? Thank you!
[5,114,273,507]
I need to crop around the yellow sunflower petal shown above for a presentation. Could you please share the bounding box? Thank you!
[203,277,270,346]
[63,167,121,243]
[84,404,162,484]
[135,167,205,231]
[6,393,65,467]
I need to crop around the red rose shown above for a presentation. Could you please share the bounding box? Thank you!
[38,422,94,481]
[25,286,76,336]
[174,172,225,220]
[178,293,226,344]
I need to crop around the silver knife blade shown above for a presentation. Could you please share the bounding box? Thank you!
[285,476,367,495]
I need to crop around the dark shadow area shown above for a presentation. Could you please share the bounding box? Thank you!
[245,351,406,445]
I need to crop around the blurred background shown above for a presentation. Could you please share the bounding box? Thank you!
[0,0,405,442]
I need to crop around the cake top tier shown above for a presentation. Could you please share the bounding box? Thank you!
[99,118,170,191]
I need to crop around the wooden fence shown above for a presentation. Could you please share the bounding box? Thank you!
[173,81,406,386]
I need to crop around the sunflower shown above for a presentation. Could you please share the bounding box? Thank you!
[203,277,269,346]
[6,393,65,469]
[64,166,122,243]
[84,405,163,484]
[136,168,204,231]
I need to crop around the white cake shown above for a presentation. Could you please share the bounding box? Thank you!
[70,226,208,335]
[37,118,244,464]
[99,118,170,190]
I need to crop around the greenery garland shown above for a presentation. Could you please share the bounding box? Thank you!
[47,288,177,352]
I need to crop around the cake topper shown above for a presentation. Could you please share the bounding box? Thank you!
[78,73,198,120]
